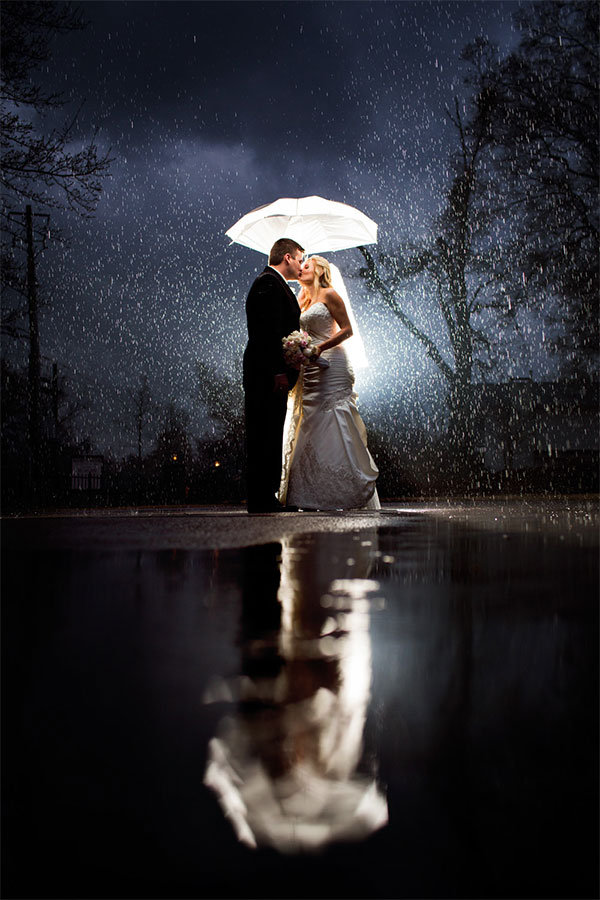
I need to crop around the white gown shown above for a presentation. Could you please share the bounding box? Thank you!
[279,301,380,510]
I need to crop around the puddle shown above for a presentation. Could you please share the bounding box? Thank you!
[2,509,597,898]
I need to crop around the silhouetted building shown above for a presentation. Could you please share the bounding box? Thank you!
[467,378,598,490]
[71,455,103,492]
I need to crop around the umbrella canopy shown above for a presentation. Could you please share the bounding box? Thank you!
[225,195,377,254]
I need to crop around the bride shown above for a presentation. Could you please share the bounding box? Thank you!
[279,255,380,511]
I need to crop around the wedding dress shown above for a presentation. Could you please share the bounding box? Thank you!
[280,302,380,510]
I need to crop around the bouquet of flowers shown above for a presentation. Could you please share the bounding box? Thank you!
[282,330,329,369]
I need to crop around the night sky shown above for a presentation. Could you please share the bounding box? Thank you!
[10,1,532,456]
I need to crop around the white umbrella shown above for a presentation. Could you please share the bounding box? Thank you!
[225,195,377,254]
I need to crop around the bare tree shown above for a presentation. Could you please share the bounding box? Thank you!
[1,1,113,336]
[0,1,113,224]
[359,88,514,458]
[128,375,156,463]
[464,2,599,374]
[194,361,246,501]
[154,402,193,459]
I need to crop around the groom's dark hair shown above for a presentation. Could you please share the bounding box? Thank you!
[269,238,304,265]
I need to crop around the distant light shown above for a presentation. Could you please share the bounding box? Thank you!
[214,460,221,468]
[172,454,178,461]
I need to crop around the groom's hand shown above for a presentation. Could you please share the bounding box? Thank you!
[273,373,290,393]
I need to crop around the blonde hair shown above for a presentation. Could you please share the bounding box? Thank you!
[298,255,333,311]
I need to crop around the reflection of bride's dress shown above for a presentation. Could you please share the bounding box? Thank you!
[203,533,388,853]
[280,302,380,510]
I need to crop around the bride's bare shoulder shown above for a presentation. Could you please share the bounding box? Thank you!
[323,288,345,307]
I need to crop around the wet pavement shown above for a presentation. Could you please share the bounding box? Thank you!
[2,499,598,899]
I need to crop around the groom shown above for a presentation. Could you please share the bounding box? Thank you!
[243,238,304,513]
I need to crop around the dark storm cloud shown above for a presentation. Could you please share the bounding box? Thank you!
[55,2,366,152]
[58,2,515,160]
[48,0,519,244]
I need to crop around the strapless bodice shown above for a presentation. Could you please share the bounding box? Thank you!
[300,302,337,344]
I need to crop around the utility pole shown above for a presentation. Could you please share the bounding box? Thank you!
[26,205,41,497]
[9,205,50,502]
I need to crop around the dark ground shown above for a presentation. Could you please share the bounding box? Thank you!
[2,499,598,899]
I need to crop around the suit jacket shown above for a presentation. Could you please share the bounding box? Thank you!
[243,267,301,391]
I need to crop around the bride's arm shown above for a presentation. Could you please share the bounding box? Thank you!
[316,289,353,353]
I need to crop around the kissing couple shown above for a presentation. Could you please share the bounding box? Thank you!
[243,238,380,515]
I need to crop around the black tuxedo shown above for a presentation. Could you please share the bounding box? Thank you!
[243,267,300,511]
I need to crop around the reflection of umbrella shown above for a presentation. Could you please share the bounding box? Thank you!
[225,195,377,254]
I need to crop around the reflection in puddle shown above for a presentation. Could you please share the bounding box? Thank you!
[4,504,597,898]
[203,532,388,852]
